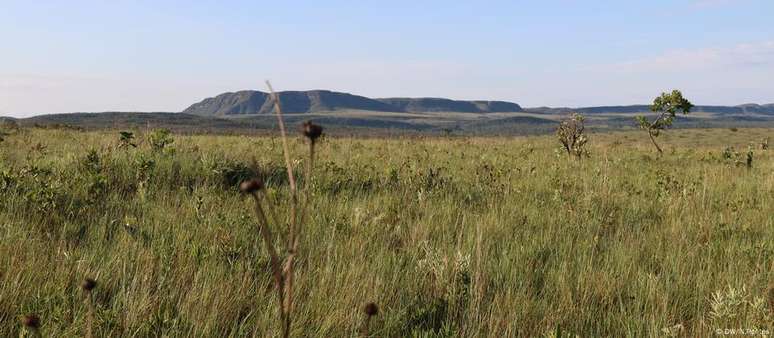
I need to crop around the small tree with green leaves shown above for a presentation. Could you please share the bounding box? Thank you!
[635,90,693,154]
[556,112,589,159]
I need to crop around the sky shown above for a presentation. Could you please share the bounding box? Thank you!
[1,0,773,117]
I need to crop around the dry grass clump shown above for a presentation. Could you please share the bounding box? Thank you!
[0,125,772,336]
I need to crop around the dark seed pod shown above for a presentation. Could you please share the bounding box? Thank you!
[301,121,323,143]
[239,179,264,193]
[768,286,774,313]
[82,278,97,292]
[363,302,379,317]
[21,314,40,328]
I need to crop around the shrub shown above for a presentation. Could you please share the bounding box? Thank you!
[556,112,589,159]
[119,131,137,149]
[148,129,174,152]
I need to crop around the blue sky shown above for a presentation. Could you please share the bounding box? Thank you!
[1,0,773,117]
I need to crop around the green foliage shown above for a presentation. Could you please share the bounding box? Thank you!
[207,158,256,190]
[134,154,156,190]
[118,131,137,149]
[721,145,755,168]
[636,90,694,153]
[81,149,102,173]
[147,128,174,152]
[650,90,694,123]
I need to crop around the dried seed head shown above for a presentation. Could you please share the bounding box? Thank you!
[301,121,323,143]
[21,314,40,328]
[239,179,264,193]
[768,286,774,312]
[363,302,379,317]
[82,278,97,292]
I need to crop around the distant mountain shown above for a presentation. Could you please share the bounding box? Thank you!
[375,98,523,113]
[182,90,398,116]
[526,104,774,115]
[4,91,773,136]
[182,90,524,115]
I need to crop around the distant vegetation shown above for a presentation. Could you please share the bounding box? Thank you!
[6,109,774,138]
[4,89,774,136]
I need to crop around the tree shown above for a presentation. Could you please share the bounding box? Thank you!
[556,112,589,159]
[635,90,693,154]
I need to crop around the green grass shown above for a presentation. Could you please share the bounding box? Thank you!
[1,127,772,337]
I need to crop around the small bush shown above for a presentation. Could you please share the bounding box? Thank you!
[556,112,589,159]
[148,129,174,152]
[119,131,137,149]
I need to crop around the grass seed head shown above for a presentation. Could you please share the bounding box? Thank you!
[239,179,264,194]
[82,278,97,292]
[301,121,323,143]
[364,302,379,317]
[21,314,40,328]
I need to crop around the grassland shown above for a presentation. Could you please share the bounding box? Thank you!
[0,126,772,337]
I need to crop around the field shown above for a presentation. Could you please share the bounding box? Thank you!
[1,126,772,337]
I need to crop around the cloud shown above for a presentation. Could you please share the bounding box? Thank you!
[691,0,746,8]
[606,41,774,73]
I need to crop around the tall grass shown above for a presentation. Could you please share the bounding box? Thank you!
[0,127,772,336]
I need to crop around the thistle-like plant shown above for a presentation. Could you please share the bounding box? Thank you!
[635,90,693,154]
[20,314,42,338]
[82,278,97,338]
[556,112,589,159]
[360,302,379,337]
[240,81,323,338]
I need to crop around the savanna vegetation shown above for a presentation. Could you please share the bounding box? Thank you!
[1,123,772,336]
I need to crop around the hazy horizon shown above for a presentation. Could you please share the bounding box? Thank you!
[2,0,774,117]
